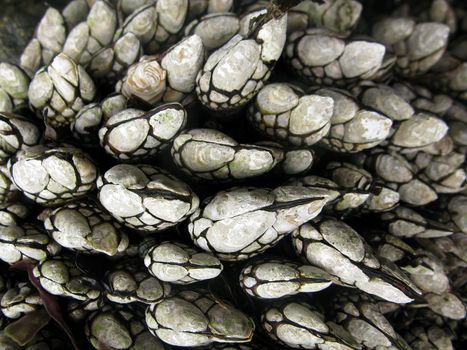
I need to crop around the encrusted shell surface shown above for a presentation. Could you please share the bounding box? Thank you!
[9,145,98,206]
[188,186,339,261]
[144,241,223,284]
[145,290,255,347]
[97,164,199,233]
[0,223,61,264]
[43,200,129,256]
[248,83,334,146]
[239,259,333,299]
[99,104,186,162]
[171,128,284,180]
[28,53,96,130]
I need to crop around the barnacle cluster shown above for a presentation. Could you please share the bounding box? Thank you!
[0,0,465,349]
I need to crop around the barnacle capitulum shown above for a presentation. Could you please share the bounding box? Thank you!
[99,103,187,162]
[28,53,97,132]
[188,185,339,261]
[185,12,240,51]
[20,7,67,76]
[285,28,388,87]
[145,289,255,347]
[0,63,30,113]
[316,88,393,153]
[85,303,166,350]
[248,83,334,147]
[372,17,450,77]
[8,145,98,206]
[0,282,42,319]
[0,223,61,264]
[330,291,412,350]
[172,128,286,180]
[143,240,223,284]
[261,301,360,349]
[97,164,199,233]
[118,34,205,105]
[33,255,102,302]
[293,218,422,303]
[42,200,129,256]
[239,259,333,299]
[104,258,171,304]
[195,3,288,114]
[291,0,362,35]
[0,112,40,164]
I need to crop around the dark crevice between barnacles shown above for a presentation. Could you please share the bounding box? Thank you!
[11,260,82,350]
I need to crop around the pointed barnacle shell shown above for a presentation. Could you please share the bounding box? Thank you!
[42,200,129,256]
[20,7,66,76]
[354,83,414,121]
[196,11,287,113]
[161,35,205,98]
[316,88,392,152]
[86,304,165,350]
[261,301,359,350]
[425,292,466,320]
[0,63,30,113]
[0,223,61,265]
[120,57,167,104]
[331,293,411,349]
[0,282,43,319]
[99,104,187,162]
[391,113,448,148]
[71,103,103,145]
[292,219,420,303]
[172,128,284,181]
[239,259,333,299]
[185,13,240,51]
[293,0,362,35]
[0,112,41,164]
[33,255,102,301]
[145,290,254,347]
[97,164,199,233]
[104,258,171,305]
[28,53,97,131]
[248,83,334,147]
[285,29,386,87]
[144,241,223,284]
[373,18,449,77]
[188,186,337,261]
[8,145,98,206]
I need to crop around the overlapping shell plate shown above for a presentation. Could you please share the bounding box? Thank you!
[0,222,60,264]
[285,28,388,87]
[144,240,223,284]
[8,145,98,206]
[145,289,255,347]
[42,200,128,256]
[172,128,284,180]
[195,13,287,113]
[28,53,96,130]
[261,301,359,349]
[118,34,205,105]
[99,103,187,162]
[248,83,334,147]
[97,164,199,233]
[104,258,171,304]
[188,185,338,261]
[32,255,102,302]
[85,303,167,350]
[292,218,421,303]
[239,259,333,299]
